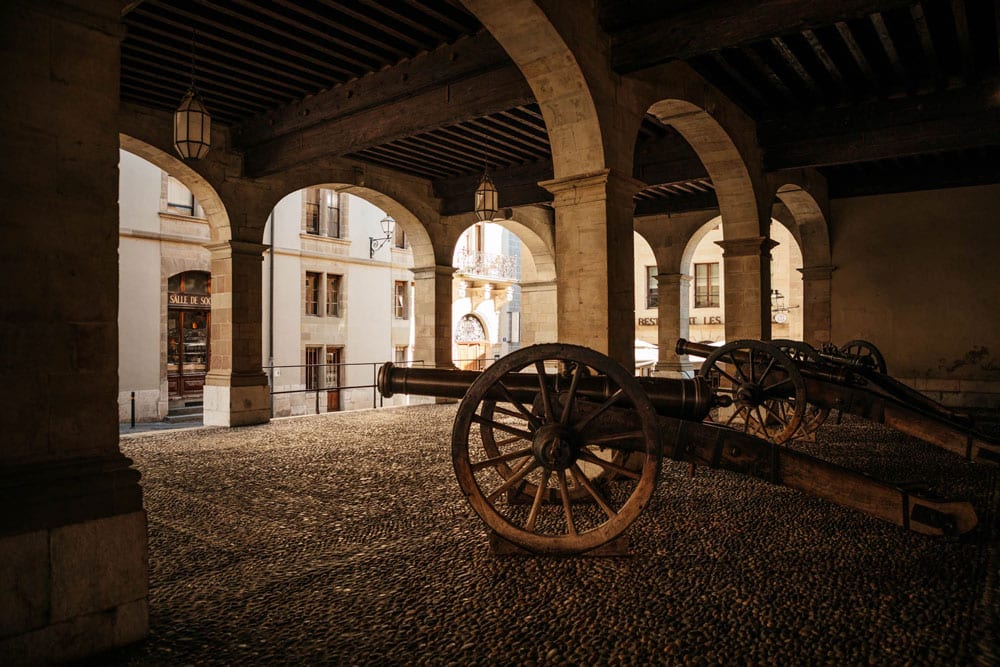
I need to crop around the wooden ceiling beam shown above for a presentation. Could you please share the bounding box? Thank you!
[835,20,881,95]
[869,12,911,94]
[610,0,916,73]
[910,2,945,87]
[761,81,1000,168]
[241,61,534,177]
[949,0,976,81]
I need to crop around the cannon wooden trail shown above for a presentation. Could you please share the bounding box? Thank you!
[378,343,977,555]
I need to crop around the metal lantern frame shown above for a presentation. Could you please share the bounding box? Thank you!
[174,88,212,160]
[474,169,498,222]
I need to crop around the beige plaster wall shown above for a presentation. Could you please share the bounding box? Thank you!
[830,184,1000,407]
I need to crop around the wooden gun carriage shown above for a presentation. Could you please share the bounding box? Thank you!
[676,338,1000,465]
[378,343,978,556]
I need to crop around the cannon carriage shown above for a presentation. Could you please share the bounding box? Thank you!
[378,343,979,556]
[676,338,1000,463]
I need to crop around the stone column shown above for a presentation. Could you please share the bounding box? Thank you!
[203,241,271,426]
[798,264,835,347]
[716,237,779,341]
[0,2,148,662]
[540,170,642,368]
[655,273,695,377]
[520,280,558,346]
[412,265,455,367]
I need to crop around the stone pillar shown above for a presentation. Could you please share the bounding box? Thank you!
[520,280,558,346]
[540,170,641,367]
[0,2,148,662]
[716,237,778,341]
[412,265,455,367]
[798,265,835,347]
[203,241,271,426]
[655,273,695,377]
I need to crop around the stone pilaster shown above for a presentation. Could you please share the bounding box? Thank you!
[520,280,558,345]
[412,265,456,367]
[539,169,643,368]
[715,237,779,341]
[0,1,148,661]
[798,264,836,347]
[654,273,695,377]
[203,240,271,426]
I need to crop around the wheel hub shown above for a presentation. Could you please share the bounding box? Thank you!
[532,423,580,469]
[736,382,763,405]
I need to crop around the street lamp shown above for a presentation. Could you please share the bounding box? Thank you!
[369,215,395,258]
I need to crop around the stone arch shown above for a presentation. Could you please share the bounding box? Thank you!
[269,167,438,270]
[645,99,764,241]
[120,134,231,243]
[458,1,605,178]
[770,172,834,346]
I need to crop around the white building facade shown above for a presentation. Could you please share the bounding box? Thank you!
[117,151,416,423]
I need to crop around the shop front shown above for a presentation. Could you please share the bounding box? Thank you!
[167,271,211,406]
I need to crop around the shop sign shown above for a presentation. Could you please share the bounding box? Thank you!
[169,293,211,307]
[638,317,657,326]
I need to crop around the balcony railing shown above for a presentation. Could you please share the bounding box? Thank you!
[453,250,520,282]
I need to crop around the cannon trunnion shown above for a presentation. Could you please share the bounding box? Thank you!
[378,343,978,555]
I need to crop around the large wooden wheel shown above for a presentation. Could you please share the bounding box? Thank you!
[699,340,807,444]
[452,343,661,555]
[771,339,830,440]
[840,339,887,374]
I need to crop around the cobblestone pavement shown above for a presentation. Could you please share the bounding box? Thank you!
[92,405,998,666]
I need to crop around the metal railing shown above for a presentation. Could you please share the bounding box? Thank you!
[453,250,520,282]
[265,359,425,416]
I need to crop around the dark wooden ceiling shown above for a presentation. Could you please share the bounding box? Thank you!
[119,0,1000,215]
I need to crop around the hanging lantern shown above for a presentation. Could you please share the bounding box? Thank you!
[474,170,498,222]
[174,89,212,160]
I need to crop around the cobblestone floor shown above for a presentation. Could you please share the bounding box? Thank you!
[90,405,998,666]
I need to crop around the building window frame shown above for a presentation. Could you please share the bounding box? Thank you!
[394,280,409,319]
[645,266,659,309]
[326,274,343,317]
[694,262,720,308]
[305,271,321,316]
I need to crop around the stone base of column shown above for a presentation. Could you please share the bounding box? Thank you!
[203,373,271,427]
[0,456,148,663]
[654,359,696,378]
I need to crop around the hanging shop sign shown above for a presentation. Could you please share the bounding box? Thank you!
[168,293,212,308]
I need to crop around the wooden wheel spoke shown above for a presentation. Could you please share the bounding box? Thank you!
[534,361,555,422]
[525,469,552,532]
[726,352,748,382]
[578,449,642,480]
[748,347,756,382]
[471,446,533,471]
[574,388,625,432]
[494,383,541,429]
[472,413,533,441]
[757,356,778,384]
[713,364,740,386]
[570,464,617,519]
[559,363,584,425]
[724,405,744,427]
[761,402,789,427]
[486,457,538,503]
[762,377,794,394]
[557,469,577,535]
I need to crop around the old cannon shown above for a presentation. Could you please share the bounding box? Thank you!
[378,343,977,556]
[676,338,1000,464]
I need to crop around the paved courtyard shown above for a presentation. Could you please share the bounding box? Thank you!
[93,404,998,665]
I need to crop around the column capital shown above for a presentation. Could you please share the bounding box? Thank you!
[714,236,779,257]
[539,168,645,206]
[205,239,268,258]
[798,264,837,280]
[411,264,456,280]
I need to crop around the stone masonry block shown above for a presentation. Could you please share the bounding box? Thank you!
[0,530,49,637]
[50,512,147,622]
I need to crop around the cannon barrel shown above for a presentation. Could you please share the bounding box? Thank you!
[378,362,716,422]
[675,338,855,386]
